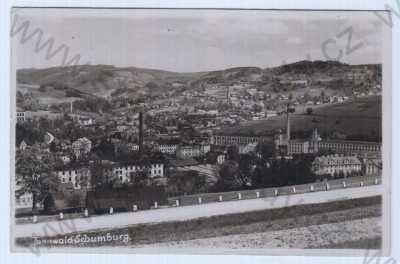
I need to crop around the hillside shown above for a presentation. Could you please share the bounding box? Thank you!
[221,96,382,141]
[16,61,382,105]
[17,65,204,100]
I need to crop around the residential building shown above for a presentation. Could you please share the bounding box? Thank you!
[127,143,140,152]
[312,154,362,177]
[361,154,382,176]
[56,167,91,190]
[78,116,94,126]
[212,135,270,146]
[176,145,202,159]
[17,110,63,122]
[106,163,165,183]
[200,144,211,154]
[15,191,34,210]
[239,142,258,154]
[16,111,25,122]
[176,144,211,159]
[72,137,92,158]
[217,154,226,165]
[158,144,178,154]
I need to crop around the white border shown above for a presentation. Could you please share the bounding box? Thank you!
[1,0,399,264]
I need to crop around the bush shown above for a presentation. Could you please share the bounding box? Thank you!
[43,194,56,213]
[66,192,83,208]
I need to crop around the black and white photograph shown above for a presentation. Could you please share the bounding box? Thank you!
[10,7,391,255]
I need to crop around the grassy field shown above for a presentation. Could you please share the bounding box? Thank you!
[16,196,382,249]
[144,217,381,249]
[316,237,381,249]
[223,96,381,140]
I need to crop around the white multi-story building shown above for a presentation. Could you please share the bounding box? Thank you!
[17,110,62,122]
[56,167,91,189]
[239,142,258,154]
[127,143,140,152]
[16,111,26,122]
[217,154,226,165]
[176,144,210,159]
[212,135,269,146]
[312,155,362,177]
[78,117,94,126]
[15,191,34,210]
[107,163,165,183]
[158,144,177,154]
[200,144,211,154]
[361,155,382,176]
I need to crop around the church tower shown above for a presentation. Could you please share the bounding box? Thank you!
[311,127,320,141]
[309,127,321,153]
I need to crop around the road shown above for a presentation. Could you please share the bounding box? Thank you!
[169,175,380,206]
[14,184,383,238]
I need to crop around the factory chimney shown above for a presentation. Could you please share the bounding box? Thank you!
[138,111,143,154]
[286,104,291,141]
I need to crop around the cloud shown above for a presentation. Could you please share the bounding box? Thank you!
[14,9,384,71]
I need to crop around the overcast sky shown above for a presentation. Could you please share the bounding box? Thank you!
[12,8,385,72]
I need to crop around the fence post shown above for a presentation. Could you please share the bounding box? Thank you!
[109,207,114,215]
[238,193,242,200]
[274,189,278,196]
[133,205,138,212]
[292,187,296,193]
[198,197,202,204]
[342,181,347,188]
[154,201,158,209]
[219,195,223,202]
[256,191,260,198]
[310,185,314,192]
[175,200,180,207]
[325,183,330,191]
[33,215,37,223]
[84,208,89,217]
[59,212,64,220]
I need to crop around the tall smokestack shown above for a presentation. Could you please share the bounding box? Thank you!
[139,112,143,154]
[286,104,291,141]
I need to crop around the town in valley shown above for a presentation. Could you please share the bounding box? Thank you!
[15,60,382,215]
